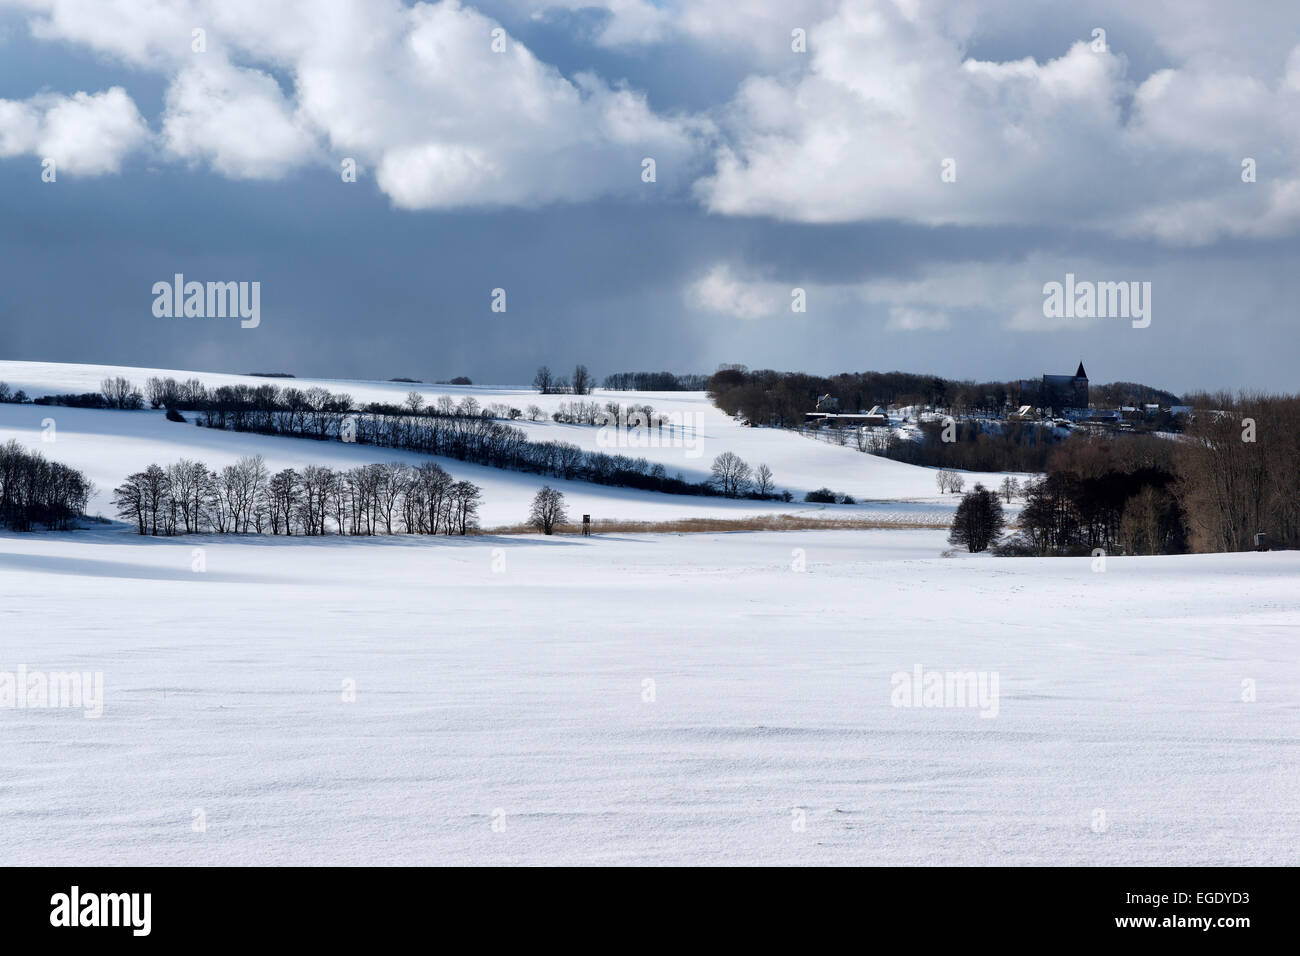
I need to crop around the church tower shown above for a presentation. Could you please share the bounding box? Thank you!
[1073,361,1088,410]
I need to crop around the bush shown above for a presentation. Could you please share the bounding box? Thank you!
[948,483,1006,553]
[804,488,837,503]
[166,408,187,423]
[992,533,1038,557]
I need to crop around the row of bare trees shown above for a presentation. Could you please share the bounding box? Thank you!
[0,440,92,531]
[549,400,662,427]
[112,456,482,537]
[169,382,726,499]
[602,371,708,391]
[533,364,593,395]
[34,375,734,500]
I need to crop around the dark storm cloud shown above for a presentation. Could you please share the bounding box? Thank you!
[1,1,1297,394]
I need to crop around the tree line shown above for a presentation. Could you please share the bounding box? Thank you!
[601,371,708,391]
[1001,396,1300,555]
[125,377,731,499]
[16,373,772,503]
[532,365,594,395]
[112,456,483,537]
[0,441,92,531]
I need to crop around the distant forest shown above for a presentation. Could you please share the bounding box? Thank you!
[601,371,708,391]
[706,366,1183,427]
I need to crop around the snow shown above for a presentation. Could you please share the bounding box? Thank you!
[0,402,958,528]
[1,528,1297,865]
[2,361,1292,866]
[0,360,1024,521]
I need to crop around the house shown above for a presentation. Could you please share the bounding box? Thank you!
[1008,405,1038,421]
[815,393,839,412]
[805,405,890,428]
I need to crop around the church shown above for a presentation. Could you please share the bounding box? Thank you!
[1018,362,1089,414]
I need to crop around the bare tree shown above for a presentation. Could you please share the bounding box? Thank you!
[533,366,554,395]
[112,472,148,534]
[375,462,408,534]
[449,480,482,535]
[555,442,584,479]
[297,465,334,536]
[571,364,592,396]
[180,378,207,407]
[101,376,143,410]
[937,469,965,494]
[167,459,212,533]
[267,468,300,535]
[529,485,568,534]
[145,377,166,409]
[710,452,752,498]
[755,463,774,497]
[116,464,170,535]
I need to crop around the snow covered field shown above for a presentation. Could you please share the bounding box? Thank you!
[2,361,1295,866]
[2,528,1297,866]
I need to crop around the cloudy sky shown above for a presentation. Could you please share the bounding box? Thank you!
[1,0,1297,392]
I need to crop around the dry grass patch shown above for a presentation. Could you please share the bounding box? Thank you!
[483,513,948,535]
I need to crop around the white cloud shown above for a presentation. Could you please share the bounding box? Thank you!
[886,306,949,331]
[686,264,788,319]
[162,58,317,179]
[5,0,709,207]
[0,86,148,175]
[6,0,1300,240]
[691,0,1300,244]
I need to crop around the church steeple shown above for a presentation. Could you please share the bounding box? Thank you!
[1075,361,1087,380]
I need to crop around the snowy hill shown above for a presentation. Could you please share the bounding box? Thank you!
[0,360,1023,526]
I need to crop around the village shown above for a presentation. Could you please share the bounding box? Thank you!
[803,362,1194,436]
